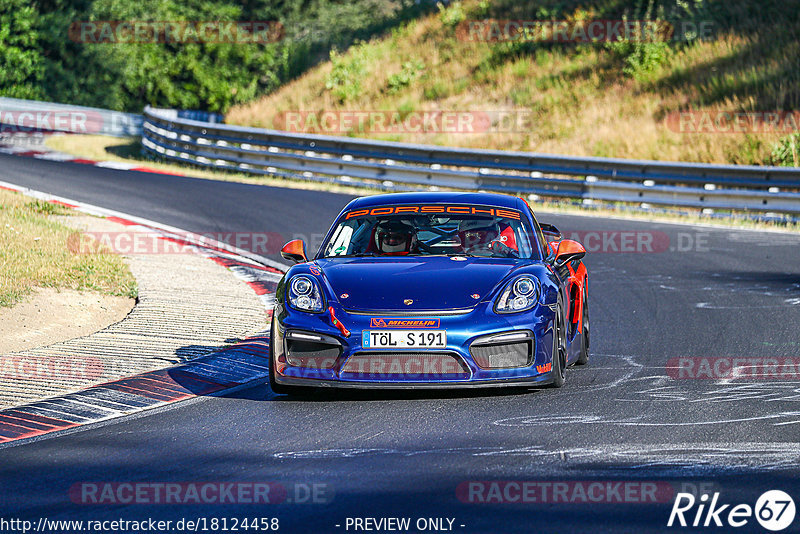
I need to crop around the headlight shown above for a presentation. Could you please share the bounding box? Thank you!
[288,275,324,312]
[495,276,539,313]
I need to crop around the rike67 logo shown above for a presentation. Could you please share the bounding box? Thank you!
[668,490,796,531]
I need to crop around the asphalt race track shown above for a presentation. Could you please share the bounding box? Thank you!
[2,152,800,533]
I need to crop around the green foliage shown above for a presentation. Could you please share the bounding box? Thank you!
[437,1,465,28]
[0,0,46,99]
[474,1,491,18]
[386,60,424,94]
[397,99,416,118]
[0,0,430,113]
[603,0,674,81]
[325,43,370,103]
[423,80,448,100]
[606,39,672,81]
[771,134,800,167]
[25,200,63,215]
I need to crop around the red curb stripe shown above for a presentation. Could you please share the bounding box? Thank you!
[106,376,192,395]
[0,423,50,440]
[49,200,78,208]
[112,374,214,398]
[116,378,195,397]
[0,428,30,439]
[0,419,41,433]
[105,216,138,226]
[209,256,283,274]
[0,410,75,429]
[0,414,57,432]
[208,256,234,268]
[0,424,77,441]
[131,166,186,176]
[0,411,78,441]
[4,149,214,185]
[103,383,183,402]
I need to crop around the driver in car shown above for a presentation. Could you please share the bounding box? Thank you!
[374,220,417,255]
[458,220,518,256]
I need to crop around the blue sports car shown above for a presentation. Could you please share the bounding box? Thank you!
[270,192,589,393]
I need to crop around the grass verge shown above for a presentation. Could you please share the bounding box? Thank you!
[0,188,137,308]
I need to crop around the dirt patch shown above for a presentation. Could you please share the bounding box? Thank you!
[0,288,134,354]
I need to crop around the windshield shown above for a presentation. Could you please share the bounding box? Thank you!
[321,205,537,260]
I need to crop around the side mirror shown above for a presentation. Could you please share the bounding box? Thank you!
[281,239,308,264]
[540,223,562,243]
[554,239,585,267]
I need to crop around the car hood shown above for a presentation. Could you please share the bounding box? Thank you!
[315,256,521,311]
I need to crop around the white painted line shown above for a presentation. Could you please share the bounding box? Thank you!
[32,152,77,161]
[0,146,37,154]
[95,161,139,170]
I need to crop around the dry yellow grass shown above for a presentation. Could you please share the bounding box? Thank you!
[227,1,796,166]
[0,189,137,308]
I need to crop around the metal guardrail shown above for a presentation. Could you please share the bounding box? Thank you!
[142,106,800,214]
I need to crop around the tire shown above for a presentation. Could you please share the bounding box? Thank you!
[268,317,311,396]
[575,283,590,366]
[550,302,567,388]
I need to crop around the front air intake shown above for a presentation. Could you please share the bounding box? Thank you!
[285,332,341,369]
[340,352,470,380]
[470,342,531,369]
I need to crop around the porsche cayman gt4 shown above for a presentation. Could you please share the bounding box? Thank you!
[270,192,589,393]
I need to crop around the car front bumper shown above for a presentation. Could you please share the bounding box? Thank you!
[271,302,557,389]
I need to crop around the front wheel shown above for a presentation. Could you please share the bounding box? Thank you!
[550,303,567,388]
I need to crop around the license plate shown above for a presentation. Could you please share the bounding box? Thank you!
[362,330,447,349]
